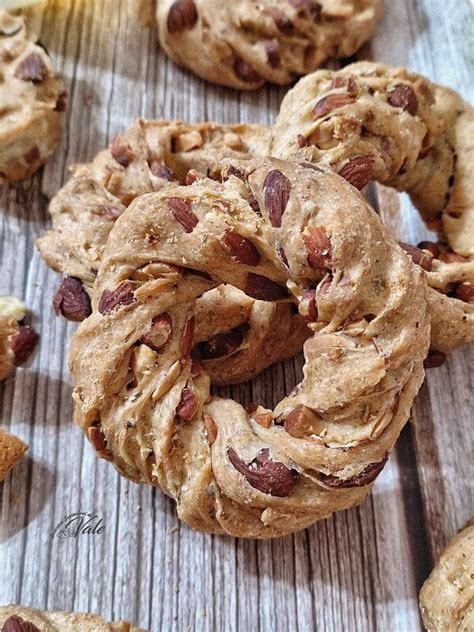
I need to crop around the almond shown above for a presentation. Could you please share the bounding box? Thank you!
[180,316,195,357]
[320,454,388,488]
[176,385,199,421]
[141,313,172,350]
[263,169,291,228]
[454,283,474,303]
[1,615,40,632]
[92,204,124,220]
[330,76,358,94]
[251,412,273,429]
[203,414,217,444]
[284,405,320,438]
[388,84,418,116]
[400,242,432,272]
[15,53,47,82]
[303,226,332,271]
[338,156,373,190]
[245,273,288,301]
[227,447,298,497]
[200,328,243,359]
[98,281,136,315]
[167,0,198,33]
[234,58,262,84]
[150,161,179,181]
[110,136,134,167]
[169,197,198,232]
[11,326,39,366]
[300,289,318,322]
[313,93,356,118]
[223,230,261,266]
[53,277,92,322]
[87,425,113,460]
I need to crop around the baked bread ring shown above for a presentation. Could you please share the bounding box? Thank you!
[70,157,430,538]
[419,522,474,631]
[154,0,382,89]
[0,428,27,481]
[38,119,308,386]
[0,10,66,183]
[0,605,145,631]
[272,61,474,352]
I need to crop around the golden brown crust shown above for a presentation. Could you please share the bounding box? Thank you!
[155,0,382,89]
[38,119,308,385]
[0,428,27,481]
[69,157,430,538]
[0,605,146,631]
[419,523,474,632]
[273,61,474,352]
[0,315,18,382]
[0,10,66,183]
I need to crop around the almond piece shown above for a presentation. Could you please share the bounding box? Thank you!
[330,76,358,94]
[284,404,320,438]
[245,273,288,301]
[53,277,92,322]
[141,313,172,351]
[320,454,388,488]
[303,226,332,271]
[150,161,179,181]
[176,385,199,421]
[203,414,217,444]
[110,136,134,167]
[388,84,418,115]
[338,156,373,190]
[263,169,291,227]
[169,197,198,232]
[180,316,195,357]
[200,328,243,359]
[223,230,261,266]
[167,0,198,33]
[227,447,298,497]
[400,242,432,272]
[313,93,356,118]
[98,281,136,314]
[455,283,474,303]
[251,412,273,429]
[1,615,40,631]
[300,289,318,322]
[11,326,39,365]
[234,58,262,84]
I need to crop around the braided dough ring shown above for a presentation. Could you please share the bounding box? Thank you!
[0,605,145,631]
[155,0,382,90]
[0,10,66,183]
[70,157,430,538]
[272,61,474,353]
[37,119,308,385]
[419,522,474,631]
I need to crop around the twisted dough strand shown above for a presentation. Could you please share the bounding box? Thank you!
[70,157,430,537]
[273,61,474,352]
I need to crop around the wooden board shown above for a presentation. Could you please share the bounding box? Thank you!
[0,1,472,630]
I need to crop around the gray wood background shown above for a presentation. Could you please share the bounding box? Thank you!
[1,1,472,630]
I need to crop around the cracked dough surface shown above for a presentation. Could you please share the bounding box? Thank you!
[0,605,145,631]
[38,119,308,386]
[155,0,382,89]
[419,522,474,632]
[273,61,474,352]
[0,9,66,182]
[70,157,430,538]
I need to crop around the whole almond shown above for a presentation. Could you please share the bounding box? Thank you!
[98,281,136,315]
[245,273,288,301]
[303,226,332,271]
[313,93,356,118]
[227,447,298,496]
[176,386,199,421]
[223,230,261,266]
[263,169,291,227]
[167,0,198,33]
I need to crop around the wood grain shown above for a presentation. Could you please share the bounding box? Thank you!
[0,1,472,630]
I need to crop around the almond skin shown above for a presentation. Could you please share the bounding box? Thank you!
[141,313,172,351]
[320,454,388,488]
[1,615,40,631]
[53,276,92,322]
[167,0,198,33]
[400,242,433,272]
[284,404,319,438]
[176,386,199,421]
[338,156,373,190]
[98,281,136,314]
[203,414,217,444]
[15,53,47,82]
[245,273,289,301]
[313,93,356,118]
[227,447,298,497]
[110,137,134,167]
[11,326,39,366]
[303,226,332,271]
[263,169,291,228]
[223,230,261,266]
[234,58,262,84]
[169,197,198,232]
[388,84,418,115]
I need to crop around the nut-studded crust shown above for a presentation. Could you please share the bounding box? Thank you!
[69,157,430,538]
[0,605,146,631]
[38,119,309,385]
[0,10,66,183]
[419,522,474,631]
[0,315,18,381]
[155,1,382,90]
[273,61,474,352]
[0,428,27,481]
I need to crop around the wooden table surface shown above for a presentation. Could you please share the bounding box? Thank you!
[1,1,472,630]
